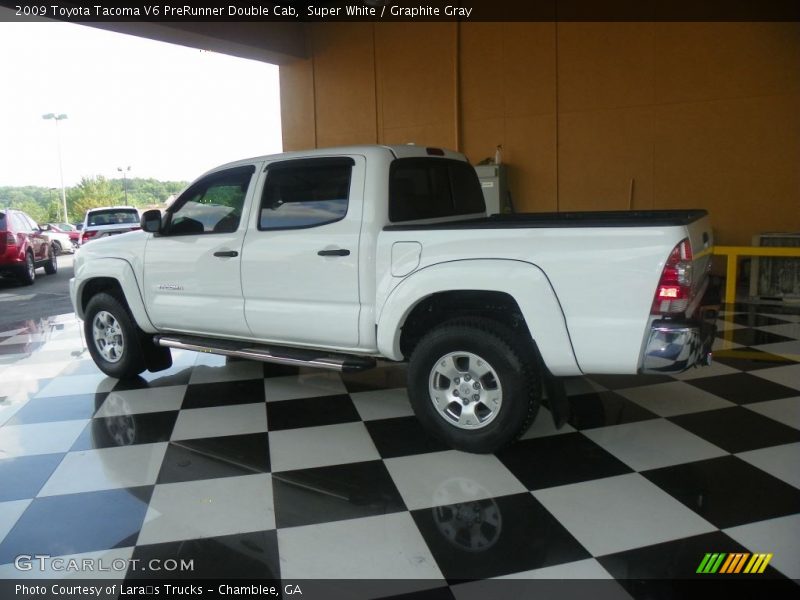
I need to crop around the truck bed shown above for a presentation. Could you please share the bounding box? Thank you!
[384,209,708,231]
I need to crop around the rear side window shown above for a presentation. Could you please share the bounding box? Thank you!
[259,157,353,230]
[389,158,485,222]
[88,210,139,227]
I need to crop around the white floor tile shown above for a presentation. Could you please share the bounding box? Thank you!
[277,512,443,580]
[744,396,800,430]
[269,422,380,472]
[264,373,347,402]
[0,499,31,545]
[725,514,800,579]
[38,443,168,496]
[583,419,727,472]
[350,388,414,421]
[385,450,526,510]
[0,420,88,458]
[756,322,800,340]
[495,558,614,579]
[171,403,267,441]
[750,364,800,391]
[35,373,117,399]
[736,443,800,490]
[712,338,744,352]
[670,361,741,380]
[95,386,187,417]
[753,340,800,362]
[533,473,715,556]
[618,381,735,416]
[138,474,274,545]
[189,360,264,385]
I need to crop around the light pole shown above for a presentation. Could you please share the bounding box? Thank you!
[117,166,131,204]
[42,113,69,223]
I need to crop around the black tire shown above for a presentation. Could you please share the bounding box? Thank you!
[407,318,541,454]
[44,246,58,275]
[18,251,35,285]
[51,240,63,256]
[84,292,147,379]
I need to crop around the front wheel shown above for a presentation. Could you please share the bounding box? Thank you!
[44,246,58,275]
[407,318,541,453]
[84,293,147,379]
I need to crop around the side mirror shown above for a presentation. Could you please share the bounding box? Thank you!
[140,209,162,233]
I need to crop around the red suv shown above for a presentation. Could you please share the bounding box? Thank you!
[0,209,58,285]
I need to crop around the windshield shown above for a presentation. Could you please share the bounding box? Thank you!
[87,209,139,227]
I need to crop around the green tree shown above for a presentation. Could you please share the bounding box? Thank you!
[68,176,125,221]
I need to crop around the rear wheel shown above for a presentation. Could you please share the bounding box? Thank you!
[407,318,541,453]
[18,251,35,285]
[51,240,63,256]
[84,293,147,379]
[44,246,58,275]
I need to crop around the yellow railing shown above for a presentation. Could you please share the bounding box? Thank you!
[713,245,800,304]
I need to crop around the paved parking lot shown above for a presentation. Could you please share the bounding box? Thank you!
[0,255,74,329]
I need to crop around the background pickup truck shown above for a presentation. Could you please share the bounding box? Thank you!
[70,144,717,453]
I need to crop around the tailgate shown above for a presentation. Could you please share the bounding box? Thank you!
[685,213,714,300]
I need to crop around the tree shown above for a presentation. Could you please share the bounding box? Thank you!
[68,176,125,221]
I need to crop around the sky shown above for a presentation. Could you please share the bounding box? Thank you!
[0,14,283,188]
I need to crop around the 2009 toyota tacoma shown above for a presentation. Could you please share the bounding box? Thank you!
[70,145,717,453]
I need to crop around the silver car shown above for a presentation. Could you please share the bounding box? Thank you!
[80,207,141,245]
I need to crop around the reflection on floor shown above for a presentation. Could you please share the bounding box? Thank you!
[0,306,799,596]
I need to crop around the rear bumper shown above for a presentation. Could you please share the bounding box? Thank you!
[640,316,716,374]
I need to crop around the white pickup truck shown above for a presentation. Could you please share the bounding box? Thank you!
[70,145,717,452]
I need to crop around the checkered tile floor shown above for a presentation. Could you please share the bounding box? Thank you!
[0,306,798,593]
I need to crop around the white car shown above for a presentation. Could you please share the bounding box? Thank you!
[71,145,717,453]
[41,226,75,255]
[80,206,141,245]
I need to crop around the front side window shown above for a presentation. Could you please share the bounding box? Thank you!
[167,165,255,236]
[259,158,353,230]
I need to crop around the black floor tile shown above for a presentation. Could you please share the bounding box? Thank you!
[566,391,658,430]
[731,314,796,327]
[5,393,107,425]
[182,379,266,409]
[341,365,408,393]
[365,416,450,459]
[157,433,270,484]
[587,374,674,390]
[497,433,633,490]
[642,456,800,529]
[712,348,796,371]
[70,411,178,450]
[378,588,456,600]
[685,372,798,405]
[0,453,64,501]
[113,370,192,391]
[272,460,406,528]
[262,363,302,378]
[128,530,280,579]
[670,407,800,453]
[597,531,796,600]
[0,486,152,564]
[266,394,360,431]
[718,328,794,347]
[412,493,590,582]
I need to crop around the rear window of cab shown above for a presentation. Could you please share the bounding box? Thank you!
[87,210,139,227]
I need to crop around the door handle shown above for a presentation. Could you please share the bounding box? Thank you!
[213,250,239,258]
[317,248,350,257]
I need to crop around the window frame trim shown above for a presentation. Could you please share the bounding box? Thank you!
[257,157,355,232]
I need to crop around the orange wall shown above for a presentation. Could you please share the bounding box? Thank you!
[279,22,800,244]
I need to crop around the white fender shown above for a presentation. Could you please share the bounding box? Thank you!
[376,259,582,375]
[71,257,157,333]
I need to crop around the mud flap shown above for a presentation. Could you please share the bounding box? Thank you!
[141,337,173,372]
[543,371,570,429]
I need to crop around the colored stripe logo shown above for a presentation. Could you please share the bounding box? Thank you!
[696,553,773,574]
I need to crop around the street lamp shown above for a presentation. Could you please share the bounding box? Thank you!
[42,113,69,223]
[117,166,131,204]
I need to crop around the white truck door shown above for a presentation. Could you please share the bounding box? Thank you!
[241,155,364,348]
[143,164,256,337]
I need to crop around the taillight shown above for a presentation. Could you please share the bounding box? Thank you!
[5,232,15,246]
[81,230,98,244]
[652,238,693,315]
